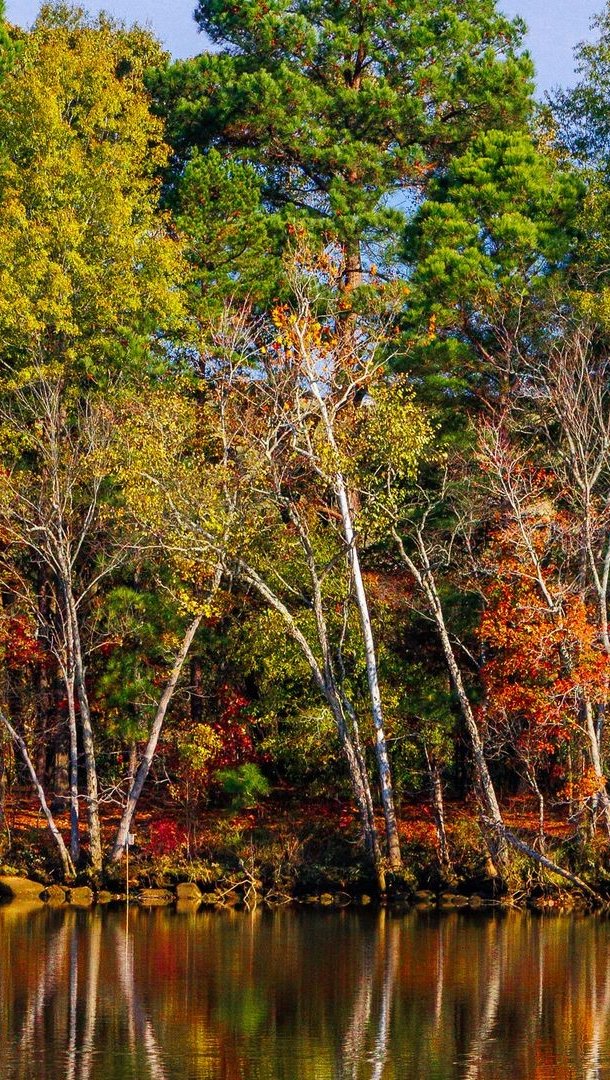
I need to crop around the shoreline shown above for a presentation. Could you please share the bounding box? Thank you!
[0,872,603,914]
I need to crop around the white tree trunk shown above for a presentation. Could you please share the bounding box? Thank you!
[110,613,203,863]
[0,707,74,878]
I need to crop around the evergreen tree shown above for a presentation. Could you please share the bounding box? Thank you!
[402,129,583,409]
[152,0,534,299]
[553,3,610,174]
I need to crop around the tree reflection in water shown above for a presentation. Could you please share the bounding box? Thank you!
[1,905,610,1078]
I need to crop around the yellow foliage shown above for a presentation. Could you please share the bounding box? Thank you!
[0,13,184,369]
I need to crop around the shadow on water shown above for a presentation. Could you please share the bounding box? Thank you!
[1,903,610,1078]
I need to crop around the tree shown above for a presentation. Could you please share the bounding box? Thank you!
[0,0,13,77]
[0,4,182,382]
[402,129,583,410]
[0,7,185,874]
[152,0,533,299]
[475,328,610,837]
[119,249,433,884]
[549,5,610,339]
[553,3,610,174]
[0,374,132,871]
[389,485,510,874]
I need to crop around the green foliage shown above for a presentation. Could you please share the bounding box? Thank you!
[152,0,533,299]
[230,611,338,784]
[176,148,281,314]
[0,0,14,78]
[553,3,610,173]
[215,763,271,809]
[402,129,583,405]
[551,5,610,330]
[96,584,193,742]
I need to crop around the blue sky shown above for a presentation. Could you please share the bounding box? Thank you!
[4,0,605,94]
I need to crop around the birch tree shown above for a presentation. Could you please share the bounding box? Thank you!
[0,374,131,872]
[120,252,432,883]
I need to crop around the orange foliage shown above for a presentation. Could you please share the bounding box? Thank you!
[0,613,45,669]
[478,526,610,781]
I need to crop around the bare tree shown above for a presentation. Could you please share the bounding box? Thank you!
[0,373,130,872]
[391,501,509,874]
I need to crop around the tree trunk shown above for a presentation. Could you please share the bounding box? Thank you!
[503,826,604,903]
[583,697,610,837]
[68,604,101,872]
[305,366,402,871]
[127,742,138,786]
[64,672,80,865]
[342,242,362,292]
[61,603,81,864]
[0,707,74,878]
[327,683,385,889]
[190,657,204,724]
[394,530,509,874]
[425,747,452,875]
[110,614,203,863]
[0,746,6,839]
[60,573,102,872]
[335,476,402,870]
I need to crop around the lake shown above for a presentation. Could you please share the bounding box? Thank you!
[0,902,607,1078]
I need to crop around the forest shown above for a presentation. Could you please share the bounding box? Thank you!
[1,0,610,901]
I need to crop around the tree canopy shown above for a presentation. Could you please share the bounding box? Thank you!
[152,0,534,297]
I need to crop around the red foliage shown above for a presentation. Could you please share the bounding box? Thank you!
[0,614,45,669]
[210,683,255,769]
[144,817,188,856]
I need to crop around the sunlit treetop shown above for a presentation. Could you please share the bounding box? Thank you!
[400,128,584,411]
[152,0,535,299]
[0,3,184,381]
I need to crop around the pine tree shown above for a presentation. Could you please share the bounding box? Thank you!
[152,0,534,299]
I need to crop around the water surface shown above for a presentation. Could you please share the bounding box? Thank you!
[0,902,608,1078]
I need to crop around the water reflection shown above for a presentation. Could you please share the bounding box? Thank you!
[1,903,610,1078]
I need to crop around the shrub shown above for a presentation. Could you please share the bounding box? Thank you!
[215,763,270,809]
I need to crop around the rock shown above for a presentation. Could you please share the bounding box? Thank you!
[42,885,67,904]
[69,886,94,907]
[334,892,352,907]
[451,895,470,908]
[359,894,372,905]
[320,893,334,906]
[438,892,457,906]
[414,890,435,901]
[0,899,44,918]
[176,899,201,915]
[176,882,202,902]
[468,895,484,908]
[200,892,220,906]
[0,876,44,900]
[137,888,173,906]
[97,891,115,904]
